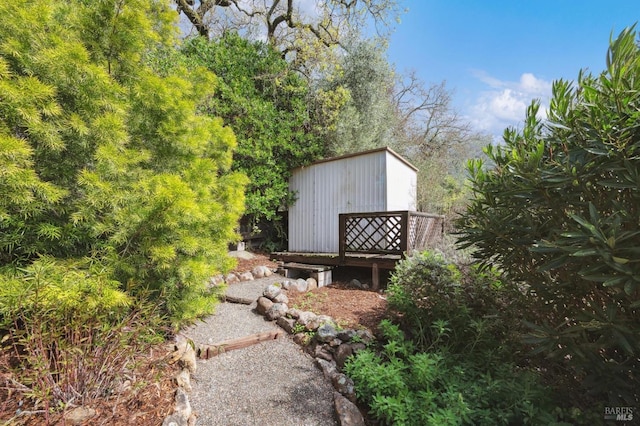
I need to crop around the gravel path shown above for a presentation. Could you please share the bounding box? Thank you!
[183,277,338,426]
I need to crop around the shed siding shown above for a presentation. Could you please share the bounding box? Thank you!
[288,148,416,253]
[386,152,417,211]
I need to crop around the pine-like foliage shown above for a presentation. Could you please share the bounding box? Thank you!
[0,0,245,325]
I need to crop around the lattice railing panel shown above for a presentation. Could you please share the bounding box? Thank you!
[409,214,444,251]
[339,211,444,257]
[344,215,402,252]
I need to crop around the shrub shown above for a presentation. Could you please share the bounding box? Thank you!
[0,257,164,411]
[0,0,245,326]
[457,27,640,404]
[387,251,524,357]
[345,320,555,426]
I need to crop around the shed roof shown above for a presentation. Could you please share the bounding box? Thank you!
[297,147,418,172]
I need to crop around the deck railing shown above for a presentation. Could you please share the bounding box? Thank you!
[338,211,444,258]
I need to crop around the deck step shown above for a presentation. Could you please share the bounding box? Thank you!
[282,262,333,272]
[281,262,333,287]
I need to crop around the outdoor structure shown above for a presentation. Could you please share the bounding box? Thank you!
[288,147,418,253]
[273,147,444,288]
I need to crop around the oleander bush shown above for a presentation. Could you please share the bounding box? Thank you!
[457,26,640,404]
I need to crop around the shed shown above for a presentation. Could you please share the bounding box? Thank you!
[288,147,417,253]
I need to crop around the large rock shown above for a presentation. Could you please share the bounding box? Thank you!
[296,311,318,329]
[313,344,335,362]
[355,329,375,345]
[349,279,363,289]
[289,278,308,293]
[334,392,365,426]
[176,368,192,392]
[337,329,357,342]
[251,265,266,278]
[306,277,318,291]
[307,315,335,331]
[286,308,302,319]
[256,296,274,316]
[208,274,225,287]
[316,323,338,343]
[64,407,96,425]
[276,316,296,334]
[174,340,197,374]
[334,343,354,370]
[238,271,254,281]
[273,292,289,304]
[332,373,356,401]
[263,283,282,300]
[315,358,338,381]
[252,265,273,278]
[281,280,293,290]
[265,302,288,320]
[225,273,240,284]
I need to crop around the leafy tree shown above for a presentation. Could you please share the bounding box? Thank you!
[457,27,640,404]
[0,0,245,325]
[320,40,485,218]
[175,0,403,74]
[321,39,396,155]
[181,33,325,240]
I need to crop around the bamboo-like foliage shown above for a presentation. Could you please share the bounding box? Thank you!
[0,0,245,325]
[457,27,640,404]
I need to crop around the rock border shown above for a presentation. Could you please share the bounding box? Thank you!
[255,282,369,426]
[164,266,372,426]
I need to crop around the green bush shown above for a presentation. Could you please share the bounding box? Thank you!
[0,0,245,326]
[0,257,164,409]
[387,251,524,357]
[345,320,555,426]
[457,27,640,404]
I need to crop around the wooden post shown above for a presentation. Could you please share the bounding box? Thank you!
[399,211,409,253]
[339,213,346,262]
[372,262,379,291]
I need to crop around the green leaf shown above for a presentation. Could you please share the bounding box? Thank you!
[612,256,630,264]
[537,255,570,272]
[623,280,637,295]
[602,276,628,287]
[570,249,599,257]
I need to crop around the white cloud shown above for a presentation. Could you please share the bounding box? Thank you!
[466,71,552,141]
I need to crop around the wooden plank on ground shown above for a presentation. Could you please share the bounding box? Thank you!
[198,329,284,359]
[221,295,254,305]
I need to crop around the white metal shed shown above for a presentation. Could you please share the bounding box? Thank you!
[288,147,417,253]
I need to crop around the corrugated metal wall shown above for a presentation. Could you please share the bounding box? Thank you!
[288,148,416,253]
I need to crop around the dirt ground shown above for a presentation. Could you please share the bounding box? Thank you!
[234,252,388,331]
[1,252,387,425]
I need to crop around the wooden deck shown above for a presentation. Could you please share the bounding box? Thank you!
[270,251,402,270]
[273,210,444,288]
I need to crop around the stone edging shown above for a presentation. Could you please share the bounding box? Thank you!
[255,282,368,426]
[163,266,370,426]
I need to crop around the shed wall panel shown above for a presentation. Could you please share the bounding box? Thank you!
[385,152,417,211]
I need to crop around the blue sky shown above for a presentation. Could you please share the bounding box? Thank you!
[386,0,640,140]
